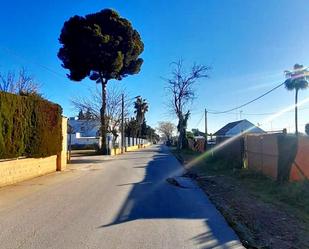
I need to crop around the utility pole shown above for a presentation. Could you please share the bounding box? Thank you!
[205,108,208,147]
[121,93,125,153]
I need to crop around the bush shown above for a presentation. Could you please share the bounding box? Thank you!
[205,155,241,171]
[0,92,62,159]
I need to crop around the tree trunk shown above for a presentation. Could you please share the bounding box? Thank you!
[177,132,182,151]
[177,115,183,152]
[68,133,72,163]
[138,128,141,143]
[100,75,108,154]
[295,88,299,135]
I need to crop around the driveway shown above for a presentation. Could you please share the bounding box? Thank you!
[0,145,244,249]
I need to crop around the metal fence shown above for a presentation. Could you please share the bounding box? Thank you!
[111,136,149,149]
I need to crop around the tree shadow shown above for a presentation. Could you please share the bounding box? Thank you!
[99,146,243,248]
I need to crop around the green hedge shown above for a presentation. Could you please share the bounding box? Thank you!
[0,92,62,159]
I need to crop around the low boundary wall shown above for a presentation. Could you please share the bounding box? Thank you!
[0,117,67,188]
[111,148,122,156]
[125,143,151,152]
[0,156,57,187]
[126,145,139,152]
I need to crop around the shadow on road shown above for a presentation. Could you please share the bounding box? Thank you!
[70,158,106,164]
[99,146,242,248]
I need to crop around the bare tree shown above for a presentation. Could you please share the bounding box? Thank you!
[0,68,40,95]
[165,60,210,150]
[157,121,175,141]
[71,86,130,145]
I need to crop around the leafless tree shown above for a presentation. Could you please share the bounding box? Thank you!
[0,67,40,95]
[165,60,210,150]
[71,85,130,145]
[157,121,176,141]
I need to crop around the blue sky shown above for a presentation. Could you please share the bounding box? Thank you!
[1,0,309,133]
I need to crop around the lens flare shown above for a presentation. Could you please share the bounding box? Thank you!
[185,96,309,169]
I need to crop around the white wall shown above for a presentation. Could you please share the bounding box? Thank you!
[68,120,100,137]
[68,133,99,146]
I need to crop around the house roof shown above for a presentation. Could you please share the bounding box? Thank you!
[192,129,205,137]
[213,120,245,136]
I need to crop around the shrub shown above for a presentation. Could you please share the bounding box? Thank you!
[205,155,241,171]
[0,92,62,159]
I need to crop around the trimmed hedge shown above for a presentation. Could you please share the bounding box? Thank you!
[0,92,62,159]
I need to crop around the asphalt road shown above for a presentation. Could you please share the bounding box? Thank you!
[0,145,244,249]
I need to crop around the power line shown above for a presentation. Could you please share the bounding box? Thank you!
[207,106,309,116]
[191,108,308,119]
[194,112,204,127]
[209,81,285,114]
[0,46,67,80]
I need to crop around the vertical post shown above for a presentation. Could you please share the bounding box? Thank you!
[106,136,109,155]
[151,130,153,143]
[205,108,208,150]
[121,93,125,153]
[68,133,71,163]
[295,89,299,135]
[58,117,68,171]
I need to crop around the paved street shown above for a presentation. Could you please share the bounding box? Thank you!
[0,145,243,249]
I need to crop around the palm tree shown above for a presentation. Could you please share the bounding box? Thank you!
[284,64,309,134]
[134,97,149,139]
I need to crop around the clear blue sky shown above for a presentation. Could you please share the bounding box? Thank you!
[1,0,309,133]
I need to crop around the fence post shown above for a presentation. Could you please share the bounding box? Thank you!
[57,117,68,171]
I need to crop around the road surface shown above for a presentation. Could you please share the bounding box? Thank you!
[0,145,244,249]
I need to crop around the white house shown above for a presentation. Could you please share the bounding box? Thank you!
[68,117,123,150]
[68,117,101,147]
[68,117,100,137]
[67,117,148,150]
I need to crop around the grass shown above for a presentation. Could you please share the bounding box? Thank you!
[171,146,236,175]
[171,146,309,223]
[170,146,309,248]
[236,170,309,220]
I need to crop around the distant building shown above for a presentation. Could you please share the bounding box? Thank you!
[68,117,101,148]
[214,119,265,142]
[191,128,205,138]
[68,117,100,137]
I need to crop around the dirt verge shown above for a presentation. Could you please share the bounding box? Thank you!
[173,148,309,249]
